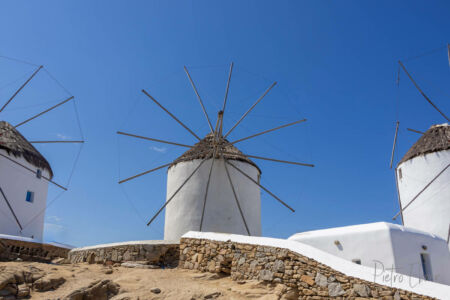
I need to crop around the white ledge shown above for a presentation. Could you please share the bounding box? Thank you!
[70,240,179,252]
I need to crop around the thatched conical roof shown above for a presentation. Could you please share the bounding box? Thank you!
[0,121,53,178]
[398,123,450,165]
[171,133,261,173]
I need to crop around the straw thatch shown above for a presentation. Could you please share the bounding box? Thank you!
[171,133,261,173]
[0,121,53,178]
[399,123,450,165]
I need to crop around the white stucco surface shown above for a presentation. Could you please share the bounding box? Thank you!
[72,240,179,251]
[183,231,450,300]
[0,149,50,241]
[396,149,450,241]
[288,222,450,285]
[164,159,261,240]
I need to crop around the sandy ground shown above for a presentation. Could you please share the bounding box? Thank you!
[0,261,290,299]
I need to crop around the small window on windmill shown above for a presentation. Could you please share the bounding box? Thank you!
[352,259,361,265]
[420,253,433,281]
[398,168,402,180]
[25,191,34,203]
[36,169,42,179]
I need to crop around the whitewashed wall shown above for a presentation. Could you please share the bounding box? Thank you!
[397,149,450,240]
[164,159,261,240]
[288,222,450,285]
[0,149,49,241]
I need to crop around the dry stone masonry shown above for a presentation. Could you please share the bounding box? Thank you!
[68,241,179,267]
[0,237,69,262]
[180,237,434,299]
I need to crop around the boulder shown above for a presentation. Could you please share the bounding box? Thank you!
[34,275,66,292]
[64,279,119,300]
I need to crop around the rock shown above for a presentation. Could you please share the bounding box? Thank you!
[328,282,345,297]
[394,290,401,300]
[300,275,314,286]
[150,287,161,294]
[52,257,70,264]
[87,253,96,264]
[17,284,30,298]
[34,275,66,292]
[0,286,14,297]
[0,272,15,290]
[120,262,159,269]
[258,270,273,281]
[104,269,113,274]
[204,291,221,299]
[64,279,120,300]
[353,283,371,297]
[280,289,298,300]
[273,260,285,273]
[302,288,314,296]
[315,272,328,287]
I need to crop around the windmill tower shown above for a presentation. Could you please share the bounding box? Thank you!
[390,45,450,241]
[0,61,84,241]
[396,124,449,240]
[118,64,313,240]
[0,121,53,240]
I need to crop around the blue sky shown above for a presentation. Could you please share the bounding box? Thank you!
[0,1,449,247]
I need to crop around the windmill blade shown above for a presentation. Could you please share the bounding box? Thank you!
[147,153,212,226]
[393,163,450,220]
[0,153,67,190]
[407,128,424,135]
[221,62,234,114]
[224,81,277,138]
[118,163,172,184]
[0,65,43,113]
[199,149,218,231]
[447,43,450,68]
[14,96,74,128]
[390,121,400,169]
[222,151,314,168]
[184,66,214,133]
[0,185,23,231]
[222,156,251,235]
[117,131,192,148]
[225,159,295,212]
[231,119,307,145]
[398,61,450,122]
[119,149,214,185]
[142,89,201,141]
[29,140,84,144]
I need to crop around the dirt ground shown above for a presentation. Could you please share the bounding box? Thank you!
[0,261,292,299]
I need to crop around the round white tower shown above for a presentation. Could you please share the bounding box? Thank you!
[0,121,53,241]
[396,123,449,240]
[164,133,261,240]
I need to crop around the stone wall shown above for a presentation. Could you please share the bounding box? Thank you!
[0,238,70,262]
[180,237,434,299]
[68,241,179,267]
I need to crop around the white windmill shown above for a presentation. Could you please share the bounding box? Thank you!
[118,63,314,240]
[390,45,450,242]
[0,59,84,241]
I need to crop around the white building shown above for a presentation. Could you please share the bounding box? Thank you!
[164,133,261,240]
[288,222,450,285]
[396,123,449,240]
[0,121,52,241]
[288,123,450,286]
